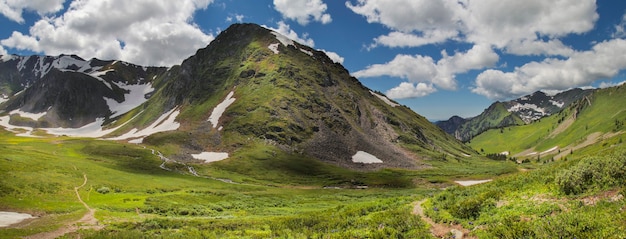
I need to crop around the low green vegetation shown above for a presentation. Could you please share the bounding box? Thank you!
[470,85,626,160]
[0,129,516,238]
[423,148,626,238]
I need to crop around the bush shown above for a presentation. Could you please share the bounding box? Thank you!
[97,186,111,194]
[555,152,626,195]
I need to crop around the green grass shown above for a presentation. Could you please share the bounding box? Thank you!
[423,146,626,238]
[0,126,522,238]
[470,85,626,158]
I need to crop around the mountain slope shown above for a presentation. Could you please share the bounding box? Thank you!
[437,88,591,142]
[0,55,166,127]
[0,23,476,172]
[469,84,626,159]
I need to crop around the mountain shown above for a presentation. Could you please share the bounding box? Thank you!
[0,23,474,171]
[0,54,166,127]
[469,83,626,159]
[435,115,466,135]
[437,88,592,142]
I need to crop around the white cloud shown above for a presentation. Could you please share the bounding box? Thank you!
[347,0,596,55]
[369,30,457,49]
[274,0,331,25]
[0,45,6,56]
[386,82,437,99]
[473,39,626,100]
[599,80,626,89]
[226,13,245,23]
[0,0,66,23]
[1,0,214,66]
[235,14,244,22]
[613,13,626,38]
[263,21,315,47]
[321,49,344,64]
[347,0,599,99]
[505,39,575,56]
[354,44,498,98]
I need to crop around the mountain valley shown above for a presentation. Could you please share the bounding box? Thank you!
[1,23,625,238]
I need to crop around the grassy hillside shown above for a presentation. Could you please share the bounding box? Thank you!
[456,102,524,142]
[470,85,626,161]
[421,145,626,238]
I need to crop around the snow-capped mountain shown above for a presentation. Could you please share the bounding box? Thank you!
[437,88,592,141]
[504,89,590,123]
[0,54,166,127]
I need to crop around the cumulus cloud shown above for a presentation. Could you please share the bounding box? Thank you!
[386,82,437,99]
[347,0,600,99]
[472,39,626,100]
[274,0,331,25]
[348,0,596,54]
[263,21,315,47]
[0,0,66,23]
[1,0,214,66]
[613,13,626,38]
[321,50,344,64]
[354,44,498,98]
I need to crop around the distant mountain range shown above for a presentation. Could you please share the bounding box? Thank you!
[436,88,592,142]
[0,23,473,170]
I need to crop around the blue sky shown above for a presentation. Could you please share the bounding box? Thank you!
[1,0,626,120]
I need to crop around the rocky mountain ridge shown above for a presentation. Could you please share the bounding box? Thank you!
[0,23,474,170]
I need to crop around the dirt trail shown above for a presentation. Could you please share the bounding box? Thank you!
[412,199,475,239]
[24,173,103,239]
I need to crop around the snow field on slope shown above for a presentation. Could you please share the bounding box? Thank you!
[104,82,154,118]
[351,151,383,164]
[191,152,229,163]
[208,91,236,129]
[108,108,181,143]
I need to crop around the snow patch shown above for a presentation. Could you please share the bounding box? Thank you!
[268,43,280,54]
[208,91,236,128]
[352,151,383,164]
[128,138,143,144]
[370,91,399,107]
[550,100,564,108]
[271,31,294,46]
[108,108,180,141]
[104,82,154,118]
[0,95,8,104]
[299,48,313,56]
[507,103,546,114]
[0,211,35,227]
[191,152,229,163]
[0,116,35,136]
[89,69,115,89]
[45,118,121,137]
[10,109,46,121]
[455,179,492,186]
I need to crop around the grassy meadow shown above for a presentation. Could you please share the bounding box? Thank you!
[0,128,517,238]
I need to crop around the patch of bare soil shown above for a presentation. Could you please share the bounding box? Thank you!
[581,189,624,206]
[549,115,575,138]
[412,199,475,239]
[23,173,103,239]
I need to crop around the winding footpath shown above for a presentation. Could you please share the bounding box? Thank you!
[412,199,474,239]
[24,173,103,239]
